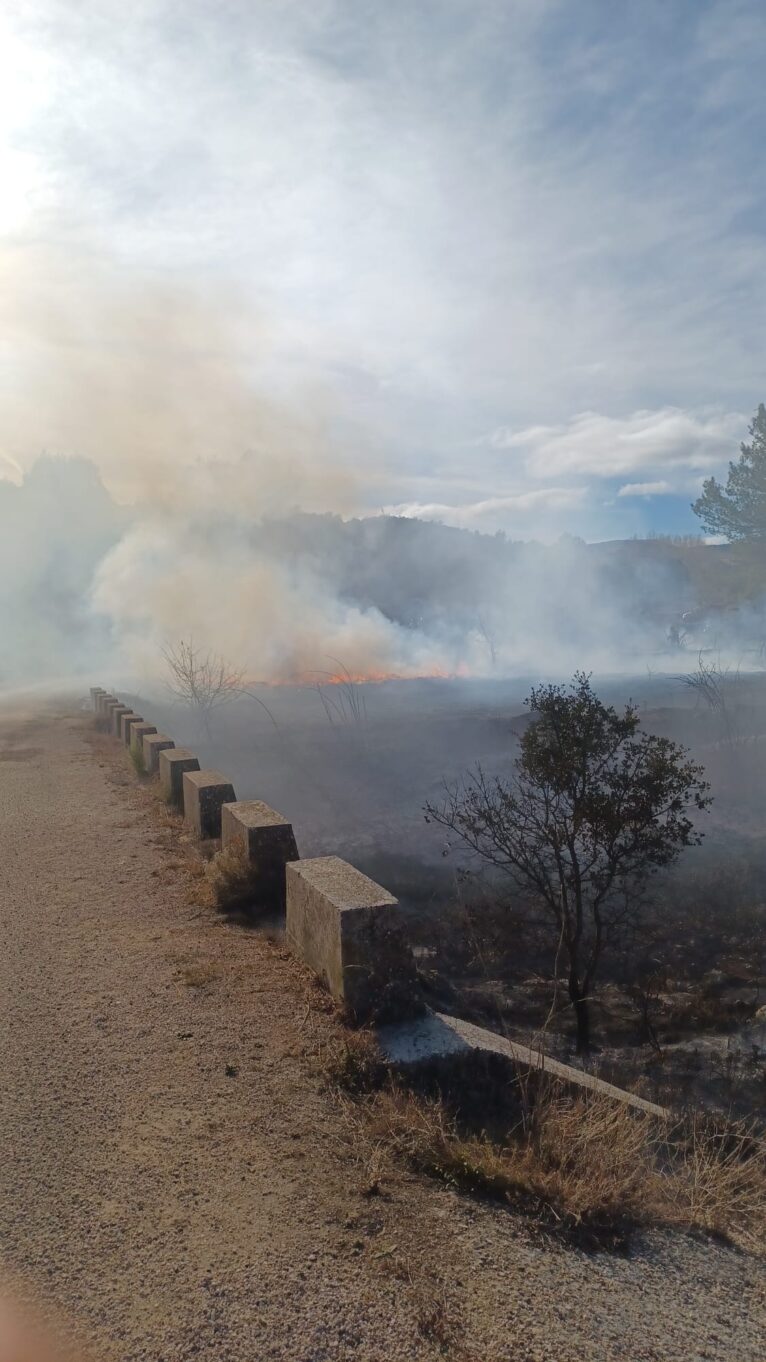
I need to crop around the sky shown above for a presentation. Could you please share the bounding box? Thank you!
[1,0,765,542]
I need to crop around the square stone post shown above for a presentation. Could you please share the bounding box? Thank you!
[286,856,420,1022]
[182,770,236,839]
[221,800,299,912]
[142,733,175,775]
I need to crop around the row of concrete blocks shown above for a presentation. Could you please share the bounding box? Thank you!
[90,687,418,1022]
[89,688,668,1115]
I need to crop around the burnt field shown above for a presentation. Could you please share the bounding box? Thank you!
[127,669,766,1115]
[129,669,766,871]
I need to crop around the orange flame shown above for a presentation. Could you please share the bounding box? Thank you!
[250,662,470,688]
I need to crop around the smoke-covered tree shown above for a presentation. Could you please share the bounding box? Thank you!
[162,638,246,735]
[692,403,766,540]
[425,673,711,1054]
[161,637,279,736]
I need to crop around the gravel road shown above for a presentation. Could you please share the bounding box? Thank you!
[0,698,763,1361]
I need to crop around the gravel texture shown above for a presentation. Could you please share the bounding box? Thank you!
[0,697,763,1361]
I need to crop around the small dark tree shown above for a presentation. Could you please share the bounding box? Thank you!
[692,403,766,540]
[425,673,711,1054]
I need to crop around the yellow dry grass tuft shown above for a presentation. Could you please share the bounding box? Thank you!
[205,837,259,915]
[351,1080,766,1250]
[659,1113,766,1253]
[179,961,222,989]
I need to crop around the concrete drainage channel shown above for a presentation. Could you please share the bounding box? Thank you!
[90,686,667,1120]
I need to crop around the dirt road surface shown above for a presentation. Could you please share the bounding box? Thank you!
[0,698,763,1361]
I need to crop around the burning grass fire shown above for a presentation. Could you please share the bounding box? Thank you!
[276,662,471,687]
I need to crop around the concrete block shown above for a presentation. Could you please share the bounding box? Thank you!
[221,800,299,912]
[142,733,175,775]
[102,699,122,730]
[159,749,200,807]
[93,695,106,727]
[120,712,143,744]
[94,694,116,730]
[182,770,237,839]
[285,856,420,1022]
[90,687,105,705]
[110,704,130,736]
[129,723,157,761]
[377,1011,668,1119]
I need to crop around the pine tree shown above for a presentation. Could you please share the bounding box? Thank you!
[692,404,766,540]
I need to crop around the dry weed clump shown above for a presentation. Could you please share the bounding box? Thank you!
[179,961,222,988]
[659,1113,766,1253]
[322,1029,388,1095]
[353,1080,766,1250]
[129,743,147,776]
[205,838,260,916]
[354,1084,646,1236]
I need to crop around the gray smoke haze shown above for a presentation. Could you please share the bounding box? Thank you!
[1,244,356,511]
[0,251,762,689]
[2,443,756,693]
[0,245,675,686]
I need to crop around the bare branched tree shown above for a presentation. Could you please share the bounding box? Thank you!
[162,638,278,735]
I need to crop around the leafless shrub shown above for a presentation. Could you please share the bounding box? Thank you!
[312,657,368,725]
[677,652,737,712]
[675,652,748,748]
[161,637,279,735]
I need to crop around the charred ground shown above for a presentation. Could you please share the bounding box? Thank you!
[123,669,766,1123]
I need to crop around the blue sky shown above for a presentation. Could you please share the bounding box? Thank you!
[0,1,764,540]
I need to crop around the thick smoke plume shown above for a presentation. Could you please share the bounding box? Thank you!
[1,246,761,688]
[0,449,733,691]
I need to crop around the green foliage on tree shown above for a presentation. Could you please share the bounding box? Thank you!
[425,673,711,1054]
[692,404,766,541]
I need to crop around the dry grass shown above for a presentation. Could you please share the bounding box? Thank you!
[178,960,222,988]
[321,1029,388,1095]
[341,1074,766,1250]
[660,1113,766,1252]
[129,743,146,776]
[205,837,259,915]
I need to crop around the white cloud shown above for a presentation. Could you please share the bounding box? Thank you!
[382,486,586,532]
[0,3,763,537]
[617,481,673,498]
[484,408,744,485]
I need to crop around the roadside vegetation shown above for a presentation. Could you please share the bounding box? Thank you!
[89,715,766,1258]
[323,1032,766,1253]
[205,836,262,917]
[129,742,147,776]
